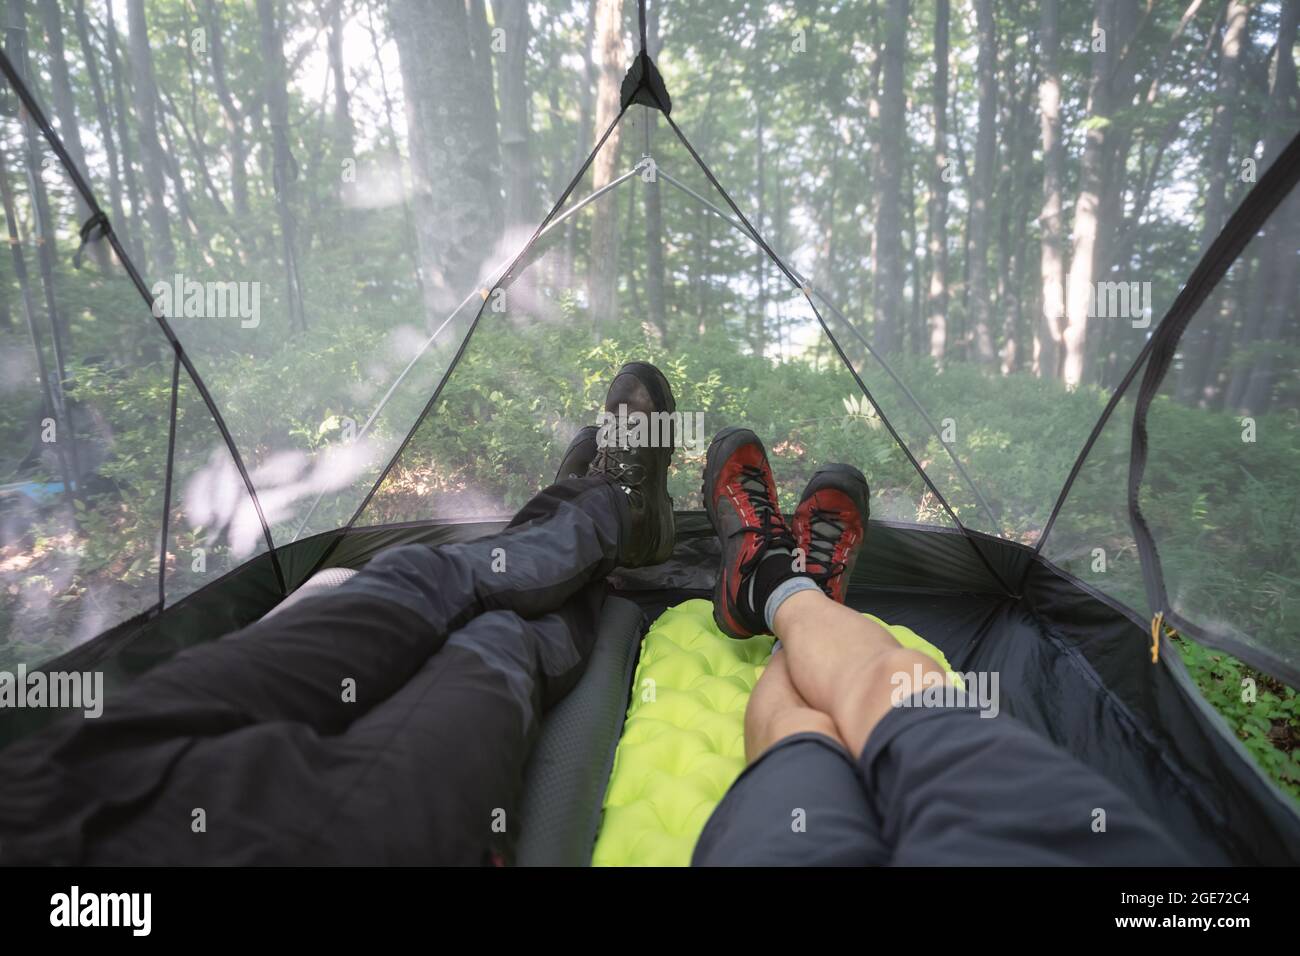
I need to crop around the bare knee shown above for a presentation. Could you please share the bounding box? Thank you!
[837,647,946,756]
[748,704,841,764]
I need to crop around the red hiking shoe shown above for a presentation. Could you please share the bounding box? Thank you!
[791,464,871,604]
[701,427,797,638]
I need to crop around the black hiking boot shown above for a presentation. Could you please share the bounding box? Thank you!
[591,362,677,567]
[554,424,600,482]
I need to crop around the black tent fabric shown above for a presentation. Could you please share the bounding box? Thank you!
[1,0,1298,864]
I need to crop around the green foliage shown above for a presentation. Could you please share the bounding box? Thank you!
[1174,635,1300,802]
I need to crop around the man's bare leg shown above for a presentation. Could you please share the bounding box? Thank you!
[743,647,844,763]
[772,588,946,757]
[702,429,941,758]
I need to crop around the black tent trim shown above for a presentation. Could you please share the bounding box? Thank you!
[1033,130,1300,565]
[1126,131,1300,684]
[0,45,287,597]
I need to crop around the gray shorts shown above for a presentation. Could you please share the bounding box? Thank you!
[692,703,1191,866]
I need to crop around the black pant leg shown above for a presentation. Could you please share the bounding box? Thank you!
[859,701,1192,865]
[0,477,626,865]
[692,732,890,866]
[73,584,605,865]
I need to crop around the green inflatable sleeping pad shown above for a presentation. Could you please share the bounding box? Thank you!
[591,598,959,866]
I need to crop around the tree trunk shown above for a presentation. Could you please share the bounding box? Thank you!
[1062,0,1116,388]
[873,0,908,356]
[1037,0,1065,378]
[967,0,998,365]
[206,0,250,221]
[587,0,625,325]
[926,0,950,366]
[1088,0,1140,382]
[1001,57,1037,375]
[1180,0,1250,404]
[256,0,307,332]
[392,0,501,323]
[752,96,767,355]
[364,1,423,298]
[1230,0,1298,411]
[563,0,598,286]
[466,0,502,230]
[37,0,111,271]
[996,44,1018,375]
[494,0,532,232]
[72,0,129,258]
[126,0,174,276]
[102,0,144,264]
[865,0,883,346]
[815,136,841,326]
[325,0,355,158]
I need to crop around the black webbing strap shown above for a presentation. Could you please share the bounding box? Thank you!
[1127,130,1300,668]
[621,0,672,114]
